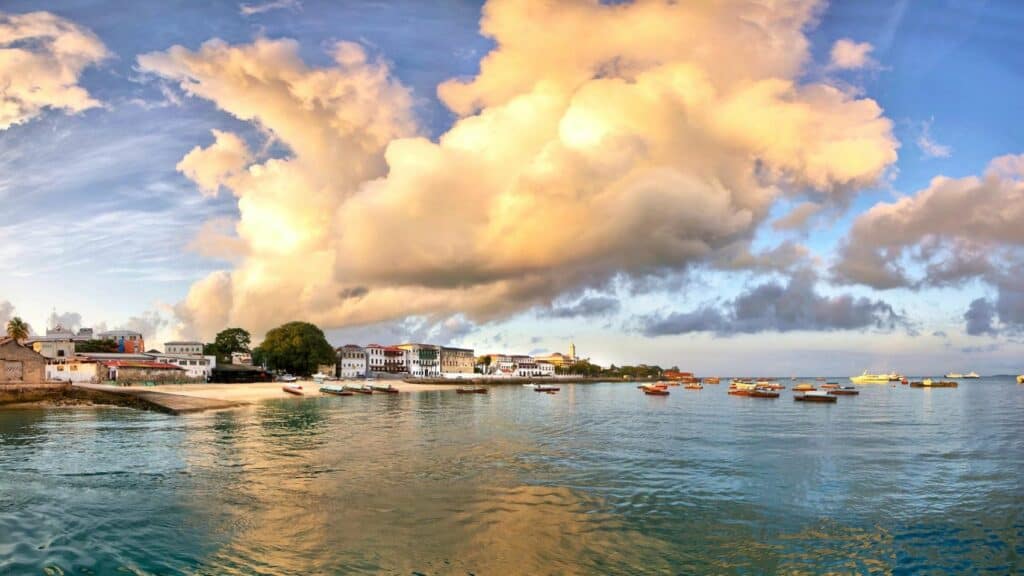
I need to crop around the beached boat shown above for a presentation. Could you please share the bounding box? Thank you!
[371,384,399,394]
[643,386,669,396]
[850,371,891,384]
[457,386,487,394]
[793,383,816,392]
[910,379,958,388]
[795,391,836,403]
[534,385,560,392]
[279,374,298,383]
[319,384,353,396]
[282,384,304,395]
[945,372,964,379]
[312,372,330,384]
[344,385,373,394]
[964,372,980,379]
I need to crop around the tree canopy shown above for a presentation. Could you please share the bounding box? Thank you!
[204,327,252,362]
[75,339,119,353]
[5,317,29,341]
[254,321,335,376]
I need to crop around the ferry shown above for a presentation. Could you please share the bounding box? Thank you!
[964,372,980,379]
[944,372,964,379]
[849,371,892,384]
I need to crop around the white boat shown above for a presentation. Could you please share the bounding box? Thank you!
[312,372,330,384]
[945,372,964,379]
[963,372,980,379]
[279,374,298,383]
[849,371,891,384]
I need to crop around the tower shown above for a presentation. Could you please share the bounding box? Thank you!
[569,341,576,361]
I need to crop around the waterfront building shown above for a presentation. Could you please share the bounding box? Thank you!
[102,360,187,384]
[440,346,474,376]
[145,352,215,380]
[536,361,555,377]
[397,343,440,377]
[45,356,105,383]
[336,345,367,378]
[98,330,145,353]
[533,342,579,367]
[27,335,76,361]
[0,337,47,383]
[164,341,204,356]
[366,344,408,374]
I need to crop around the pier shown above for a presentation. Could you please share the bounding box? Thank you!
[72,383,247,415]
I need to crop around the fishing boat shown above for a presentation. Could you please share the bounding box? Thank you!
[793,383,816,392]
[821,383,840,390]
[944,372,964,379]
[684,383,703,390]
[319,384,353,396]
[963,372,980,379]
[643,386,669,396]
[795,391,836,403]
[344,385,373,394]
[910,379,958,388]
[749,388,779,398]
[534,385,560,392]
[282,384,304,395]
[849,371,891,384]
[457,386,487,394]
[371,384,399,394]
[704,377,720,384]
[828,386,859,396]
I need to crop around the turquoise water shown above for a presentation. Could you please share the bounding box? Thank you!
[1,378,1022,574]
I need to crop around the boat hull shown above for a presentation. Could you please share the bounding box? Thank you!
[795,394,836,403]
[282,385,304,396]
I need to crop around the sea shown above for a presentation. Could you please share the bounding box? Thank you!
[1,377,1021,574]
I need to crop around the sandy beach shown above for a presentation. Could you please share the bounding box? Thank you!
[145,380,462,403]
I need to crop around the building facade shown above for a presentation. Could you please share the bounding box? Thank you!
[0,338,47,383]
[103,360,189,384]
[28,337,76,361]
[365,345,408,374]
[145,353,215,380]
[440,346,475,376]
[397,344,440,377]
[164,341,204,356]
[98,330,145,354]
[336,345,367,378]
[45,357,105,383]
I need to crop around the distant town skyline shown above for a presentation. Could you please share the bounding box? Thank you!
[2,0,1023,375]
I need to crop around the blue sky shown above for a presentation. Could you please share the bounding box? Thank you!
[1,0,1022,375]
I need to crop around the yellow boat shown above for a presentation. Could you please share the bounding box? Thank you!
[1017,375,1023,384]
[849,371,892,384]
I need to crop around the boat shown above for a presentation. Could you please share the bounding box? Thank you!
[964,372,980,379]
[749,389,779,398]
[828,386,860,396]
[793,383,816,392]
[534,385,560,392]
[344,385,373,394]
[910,379,958,388]
[944,372,964,379]
[704,377,720,384]
[643,386,669,396]
[371,384,399,394]
[795,391,836,403]
[312,372,330,384]
[757,382,785,390]
[820,383,839,390]
[319,384,353,396]
[1018,375,1024,384]
[279,374,298,383]
[282,384,304,395]
[684,383,703,390]
[457,386,488,394]
[849,371,891,384]
[888,372,903,381]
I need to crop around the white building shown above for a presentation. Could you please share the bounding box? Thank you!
[397,343,440,377]
[165,341,203,356]
[365,344,407,374]
[45,356,105,383]
[336,345,367,378]
[536,361,555,377]
[144,353,215,380]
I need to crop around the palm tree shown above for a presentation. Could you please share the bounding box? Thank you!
[6,316,29,342]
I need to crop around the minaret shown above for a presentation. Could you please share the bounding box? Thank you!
[569,341,576,361]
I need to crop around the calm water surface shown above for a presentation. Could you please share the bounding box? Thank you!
[1,379,1022,574]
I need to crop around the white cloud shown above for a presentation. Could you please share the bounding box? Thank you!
[0,11,109,129]
[916,118,952,158]
[239,0,301,16]
[829,38,876,70]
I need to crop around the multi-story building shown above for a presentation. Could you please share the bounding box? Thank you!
[145,352,215,380]
[397,343,439,377]
[365,345,408,374]
[336,345,367,378]
[98,330,145,354]
[533,343,578,368]
[164,341,204,356]
[536,361,555,377]
[439,346,474,376]
[46,356,106,383]
[27,335,76,361]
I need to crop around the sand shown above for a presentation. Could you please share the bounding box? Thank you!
[145,379,462,403]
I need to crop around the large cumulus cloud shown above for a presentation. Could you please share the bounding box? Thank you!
[834,154,1024,333]
[140,0,898,339]
[0,11,108,130]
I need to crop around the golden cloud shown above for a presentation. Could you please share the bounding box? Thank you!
[140,0,900,339]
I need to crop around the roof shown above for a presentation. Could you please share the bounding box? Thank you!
[102,360,184,370]
[164,341,203,346]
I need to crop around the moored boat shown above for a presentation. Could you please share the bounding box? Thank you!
[312,372,330,384]
[821,383,839,390]
[704,377,721,384]
[344,385,373,394]
[371,384,399,394]
[643,386,669,396]
[850,371,891,384]
[749,388,779,398]
[534,385,560,392]
[795,391,836,403]
[278,373,298,383]
[282,384,304,395]
[1018,375,1024,384]
[684,383,703,390]
[793,383,816,392]
[828,386,860,395]
[944,372,964,379]
[457,386,487,394]
[319,384,353,396]
[910,379,958,388]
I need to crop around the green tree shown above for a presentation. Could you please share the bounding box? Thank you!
[206,327,252,363]
[255,321,335,376]
[5,317,29,341]
[75,339,119,353]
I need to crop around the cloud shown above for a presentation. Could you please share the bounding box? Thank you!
[239,0,301,16]
[916,118,951,159]
[772,202,823,231]
[119,310,169,344]
[543,295,620,319]
[47,310,83,332]
[0,11,109,130]
[140,0,898,339]
[829,39,875,70]
[639,271,904,336]
[0,300,13,327]
[176,130,252,197]
[964,297,997,336]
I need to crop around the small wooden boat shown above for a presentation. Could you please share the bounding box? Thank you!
[821,383,839,390]
[684,383,703,390]
[758,382,785,390]
[793,383,816,392]
[344,385,373,394]
[534,385,560,392]
[828,389,860,395]
[643,386,669,396]
[728,388,752,396]
[910,379,958,388]
[457,386,487,394]
[704,377,720,384]
[371,384,399,394]
[282,384,304,396]
[795,391,836,403]
[749,389,779,398]
[319,384,353,396]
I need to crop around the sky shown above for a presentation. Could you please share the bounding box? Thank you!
[1,0,1022,375]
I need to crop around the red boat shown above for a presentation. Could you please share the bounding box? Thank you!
[828,388,860,395]
[643,387,669,396]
